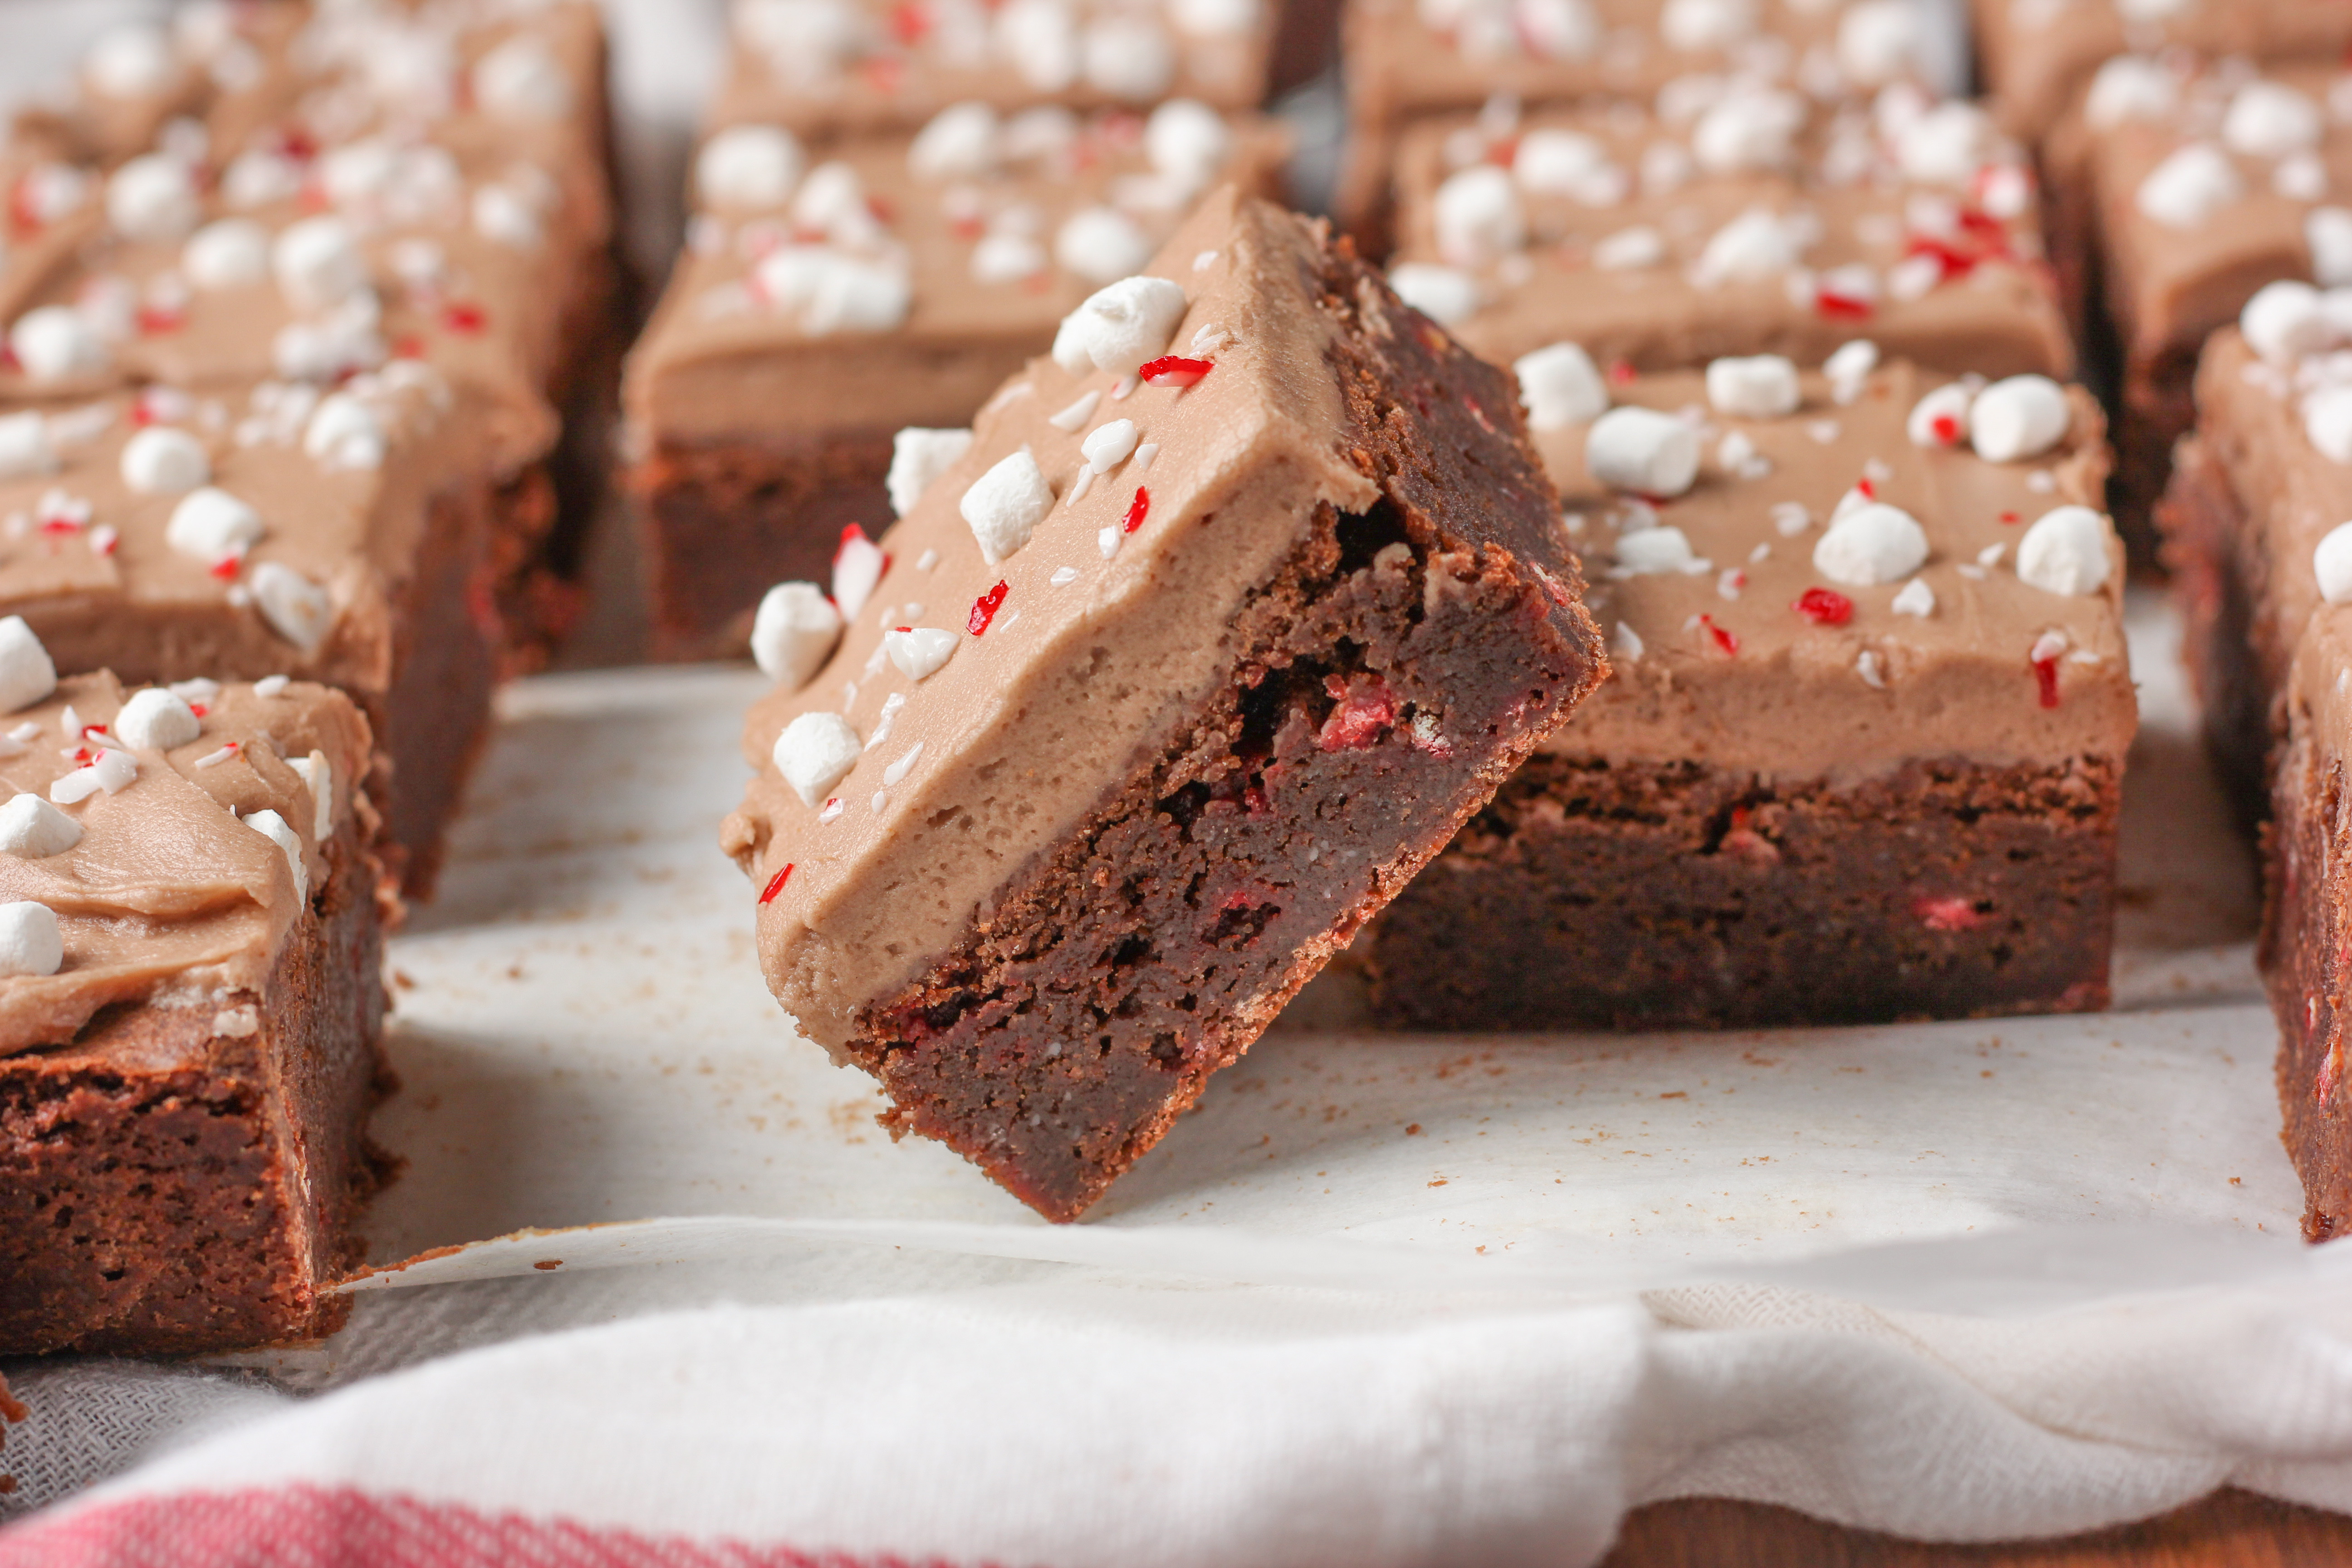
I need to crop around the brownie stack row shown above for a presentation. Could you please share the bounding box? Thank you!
[0,2,624,1353]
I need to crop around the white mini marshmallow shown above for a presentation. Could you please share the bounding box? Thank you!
[2015,505,2112,595]
[84,23,173,98]
[1824,339,1880,404]
[2305,386,2352,464]
[273,217,370,311]
[113,687,200,751]
[2316,522,2352,604]
[1693,90,1804,176]
[106,154,200,244]
[1433,166,1524,266]
[1894,102,1995,188]
[0,619,56,714]
[1171,0,1259,34]
[1083,18,1174,99]
[166,487,263,561]
[2310,208,2352,291]
[1660,0,1753,50]
[750,582,843,689]
[303,394,386,470]
[2223,81,2320,161]
[887,427,973,515]
[1514,343,1608,430]
[2241,280,2331,362]
[1813,502,1929,585]
[1613,525,1704,575]
[1054,208,1154,285]
[472,185,543,250]
[9,307,108,383]
[182,218,270,290]
[961,450,1054,564]
[1593,225,1665,270]
[119,427,210,495]
[2086,56,2175,128]
[1516,0,1597,57]
[250,561,334,650]
[289,750,333,840]
[773,711,862,807]
[1694,208,1802,285]
[884,627,960,681]
[1836,0,1914,86]
[1586,407,1700,497]
[473,35,573,119]
[0,794,79,858]
[0,902,62,978]
[1968,375,2070,462]
[1705,354,1800,419]
[1082,417,1139,471]
[911,103,1000,180]
[1906,382,1975,446]
[699,125,803,208]
[1145,100,1230,189]
[1051,275,1187,376]
[245,808,308,902]
[0,413,56,481]
[1512,129,1616,201]
[2136,144,2244,230]
[1388,264,1479,325]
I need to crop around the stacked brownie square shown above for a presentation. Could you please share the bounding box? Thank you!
[0,0,623,1354]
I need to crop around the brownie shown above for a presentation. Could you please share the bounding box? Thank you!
[1339,0,1925,247]
[622,103,1290,658]
[2061,58,2352,552]
[1383,90,2073,384]
[1365,350,2134,1030]
[719,189,1605,1220]
[707,0,1280,146]
[0,662,388,1355]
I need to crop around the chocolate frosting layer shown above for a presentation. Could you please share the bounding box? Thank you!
[1538,360,2133,780]
[725,190,1428,1051]
[0,669,370,1055]
[626,109,1289,446]
[1389,93,2072,382]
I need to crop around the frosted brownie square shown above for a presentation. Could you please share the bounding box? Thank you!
[622,103,1288,657]
[1366,347,2133,1029]
[1384,88,2071,384]
[720,191,1604,1218]
[0,655,386,1354]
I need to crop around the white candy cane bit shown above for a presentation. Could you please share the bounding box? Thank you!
[1807,421,1841,444]
[819,796,845,823]
[916,549,940,571]
[1749,543,1771,564]
[1099,525,1121,559]
[1770,502,1811,537]
[195,742,240,768]
[1193,250,1219,270]
[90,749,136,793]
[865,691,906,751]
[1068,466,1095,505]
[2030,628,2069,664]
[1977,542,2006,567]
[1132,443,1159,475]
[253,674,289,697]
[1111,374,1140,401]
[882,741,925,787]
[883,627,959,681]
[1048,390,1101,431]
[1612,621,1644,662]
[1891,578,1935,617]
[1186,324,1231,357]
[1050,566,1079,586]
[1856,649,1886,689]
[6,724,36,743]
[2026,471,2055,494]
[1957,564,1987,580]
[871,790,887,813]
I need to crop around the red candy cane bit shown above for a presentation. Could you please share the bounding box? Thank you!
[441,301,487,334]
[759,862,794,904]
[2032,654,2060,708]
[1929,412,1961,443]
[210,555,242,581]
[1914,895,1982,932]
[1816,288,1874,321]
[1699,613,1739,656]
[188,703,207,718]
[968,580,1009,635]
[1854,476,1877,500]
[1999,509,2021,525]
[1123,487,1150,534]
[1137,355,1212,388]
[1793,587,1852,626]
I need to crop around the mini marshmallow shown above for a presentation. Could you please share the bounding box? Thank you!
[0,413,56,481]
[1825,339,1880,404]
[1705,354,1800,419]
[473,185,542,250]
[182,218,270,290]
[106,154,200,244]
[1968,375,2070,463]
[1586,407,1700,497]
[1171,0,1259,34]
[1836,0,1914,86]
[1433,166,1524,266]
[699,125,803,208]
[2011,505,2113,598]
[120,427,210,495]
[2314,521,2352,604]
[1694,208,1802,285]
[1692,90,1804,176]
[250,561,335,650]
[833,530,887,620]
[911,103,1000,180]
[273,217,371,311]
[2305,386,2352,464]
[750,582,843,689]
[1891,577,1936,617]
[1514,342,1607,430]
[9,307,108,383]
[2310,208,2352,291]
[801,258,910,335]
[289,750,333,840]
[972,233,1047,284]
[887,427,973,515]
[962,450,1054,564]
[1893,102,1994,188]
[2136,144,2243,230]
[1516,0,1597,57]
[1146,100,1231,189]
[1387,264,1479,325]
[773,711,862,807]
[1082,417,1139,471]
[1592,226,1665,271]
[1051,276,1187,376]
[884,627,960,681]
[1813,502,1929,585]
[1613,525,1704,575]
[304,394,386,470]
[113,687,200,751]
[245,808,308,902]
[1512,129,1617,201]
[1660,0,1753,51]
[2241,280,2331,363]
[474,35,573,119]
[0,902,62,978]
[0,794,79,858]
[2086,56,2175,128]
[166,487,263,561]
[84,23,173,98]
[1054,208,1154,285]
[2223,81,2320,161]
[0,619,56,714]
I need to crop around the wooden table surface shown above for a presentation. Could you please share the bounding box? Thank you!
[1604,1492,2352,1566]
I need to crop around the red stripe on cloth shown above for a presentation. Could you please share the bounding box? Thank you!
[0,1483,1001,1568]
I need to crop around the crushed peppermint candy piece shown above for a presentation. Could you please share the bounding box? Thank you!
[194,742,241,768]
[1907,383,1974,447]
[865,691,906,752]
[1048,391,1102,432]
[2029,629,2068,708]
[884,626,959,680]
[1891,578,1936,617]
[968,580,1010,634]
[759,862,794,903]
[1082,419,1139,472]
[1050,566,1080,587]
[818,796,844,824]
[1138,355,1212,388]
[882,741,925,787]
[1612,621,1644,662]
[1793,587,1852,625]
[253,674,290,698]
[1098,524,1121,559]
[1856,649,1886,689]
[1122,487,1151,534]
[833,524,889,617]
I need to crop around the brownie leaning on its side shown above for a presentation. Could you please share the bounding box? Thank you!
[722,188,1606,1221]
